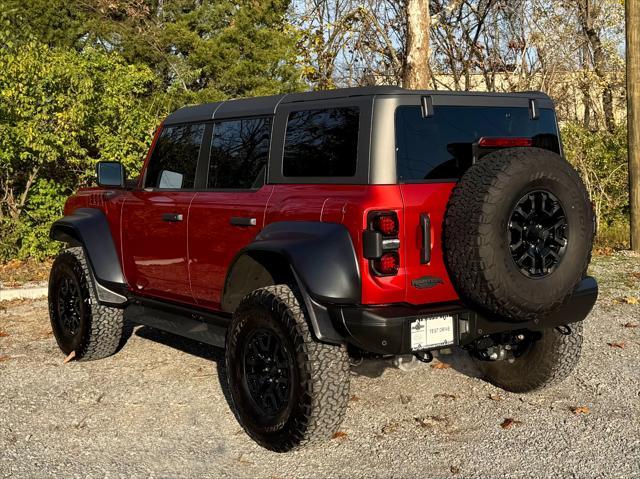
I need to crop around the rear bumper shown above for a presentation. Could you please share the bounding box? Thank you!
[335,276,598,355]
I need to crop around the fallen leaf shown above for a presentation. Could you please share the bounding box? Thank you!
[0,354,11,362]
[332,431,348,440]
[489,393,504,401]
[381,421,399,434]
[570,406,590,414]
[430,362,451,369]
[235,454,253,465]
[434,393,457,400]
[622,296,638,305]
[0,331,9,337]
[631,272,640,280]
[415,416,448,428]
[500,418,523,429]
[399,394,412,404]
[607,342,625,349]
[623,322,639,328]
[63,350,76,364]
[349,394,360,402]
[450,465,461,475]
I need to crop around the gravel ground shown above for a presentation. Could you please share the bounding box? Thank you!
[1,253,639,479]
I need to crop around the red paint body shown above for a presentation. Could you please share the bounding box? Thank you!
[65,178,460,310]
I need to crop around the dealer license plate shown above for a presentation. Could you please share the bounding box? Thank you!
[410,315,455,351]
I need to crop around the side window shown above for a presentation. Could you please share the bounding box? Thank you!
[144,123,205,189]
[208,117,271,189]
[283,107,359,177]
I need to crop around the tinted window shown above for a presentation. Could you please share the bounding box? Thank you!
[208,117,271,189]
[283,107,359,177]
[395,106,560,181]
[144,124,205,189]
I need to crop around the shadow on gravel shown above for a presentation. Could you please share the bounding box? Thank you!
[134,326,234,409]
[350,347,483,380]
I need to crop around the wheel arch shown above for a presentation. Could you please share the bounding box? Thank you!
[222,221,361,344]
[50,208,127,305]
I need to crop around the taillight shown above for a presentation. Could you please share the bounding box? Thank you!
[363,211,400,276]
[375,214,398,236]
[374,252,399,275]
[478,137,532,148]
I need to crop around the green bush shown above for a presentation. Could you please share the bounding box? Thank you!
[561,122,629,230]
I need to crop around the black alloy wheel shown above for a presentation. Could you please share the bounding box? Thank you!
[54,271,84,338]
[508,190,568,278]
[242,328,293,417]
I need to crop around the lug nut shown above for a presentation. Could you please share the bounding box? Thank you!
[516,334,525,341]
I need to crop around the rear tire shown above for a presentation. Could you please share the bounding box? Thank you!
[475,321,584,393]
[48,247,129,361]
[225,285,350,452]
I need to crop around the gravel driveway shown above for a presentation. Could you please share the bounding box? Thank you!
[1,253,639,478]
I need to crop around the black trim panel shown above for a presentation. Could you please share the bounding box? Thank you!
[245,221,361,304]
[50,208,126,290]
[126,295,231,348]
[337,276,598,355]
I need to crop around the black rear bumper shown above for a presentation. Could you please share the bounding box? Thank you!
[335,276,598,355]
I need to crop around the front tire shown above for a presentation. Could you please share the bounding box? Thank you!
[475,321,584,393]
[48,247,128,361]
[225,285,350,452]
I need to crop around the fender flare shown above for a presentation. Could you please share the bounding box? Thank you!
[222,221,361,344]
[50,208,128,305]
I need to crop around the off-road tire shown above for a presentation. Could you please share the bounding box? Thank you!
[475,321,584,393]
[48,247,128,360]
[444,147,594,321]
[225,285,350,452]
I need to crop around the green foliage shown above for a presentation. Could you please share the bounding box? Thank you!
[561,122,629,230]
[0,28,162,260]
[83,0,303,102]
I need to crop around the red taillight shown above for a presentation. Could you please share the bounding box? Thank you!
[374,252,399,275]
[478,137,532,148]
[375,214,398,236]
[365,211,401,276]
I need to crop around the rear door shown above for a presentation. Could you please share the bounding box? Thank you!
[121,122,206,303]
[188,116,273,310]
[395,98,561,305]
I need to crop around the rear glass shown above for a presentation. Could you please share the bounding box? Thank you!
[283,107,359,177]
[208,117,271,189]
[395,106,560,182]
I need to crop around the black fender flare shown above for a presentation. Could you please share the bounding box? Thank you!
[50,208,128,305]
[222,221,361,344]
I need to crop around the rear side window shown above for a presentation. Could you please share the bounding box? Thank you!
[395,106,560,182]
[208,117,271,189]
[283,107,359,177]
[144,123,205,189]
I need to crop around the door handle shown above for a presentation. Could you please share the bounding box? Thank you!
[420,213,431,264]
[230,217,257,226]
[162,213,183,222]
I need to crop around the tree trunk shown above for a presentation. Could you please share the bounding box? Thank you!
[627,0,640,251]
[579,0,615,131]
[403,0,431,89]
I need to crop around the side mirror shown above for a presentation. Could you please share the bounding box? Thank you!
[96,161,125,188]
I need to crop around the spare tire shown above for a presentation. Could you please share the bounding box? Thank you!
[443,147,594,322]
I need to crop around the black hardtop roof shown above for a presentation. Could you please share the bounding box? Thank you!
[163,86,552,125]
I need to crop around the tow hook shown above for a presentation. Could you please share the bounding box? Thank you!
[555,325,572,335]
[413,351,433,363]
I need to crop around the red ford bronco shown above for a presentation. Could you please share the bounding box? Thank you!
[49,86,597,452]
